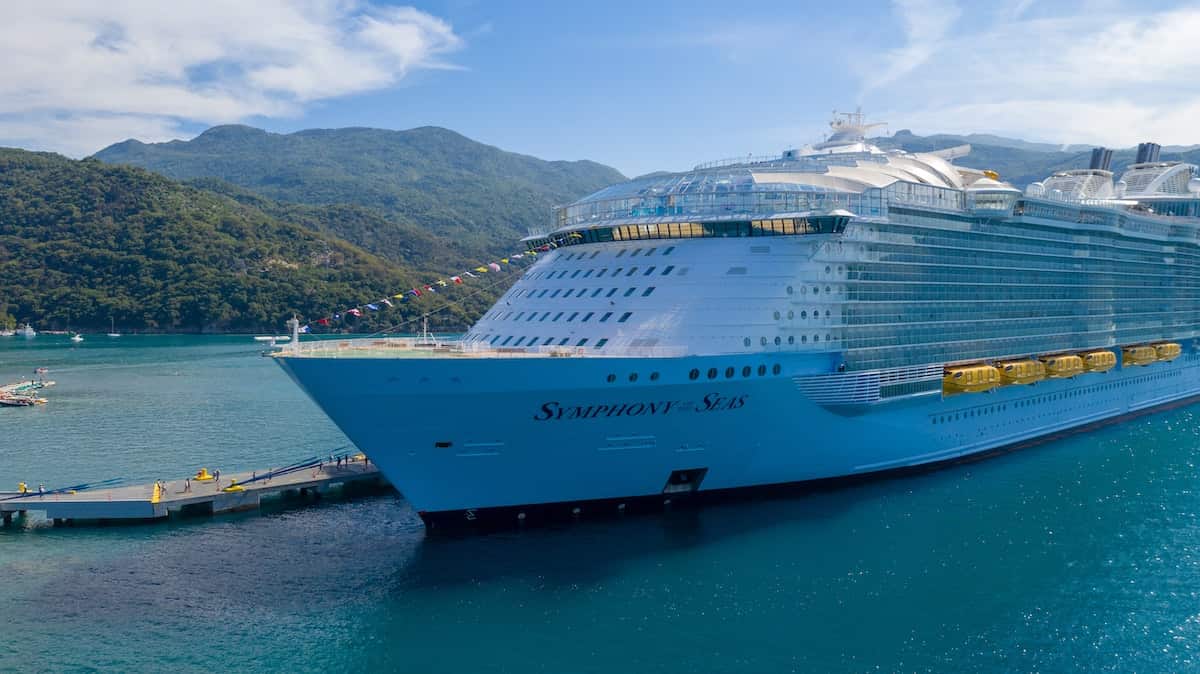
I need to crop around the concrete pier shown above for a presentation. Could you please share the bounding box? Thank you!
[0,458,385,526]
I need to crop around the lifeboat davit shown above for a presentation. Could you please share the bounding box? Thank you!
[1122,345,1157,367]
[997,359,1045,385]
[1041,354,1084,378]
[943,365,1000,394]
[1154,342,1182,362]
[1081,350,1117,372]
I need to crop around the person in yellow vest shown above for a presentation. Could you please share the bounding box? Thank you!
[18,482,27,494]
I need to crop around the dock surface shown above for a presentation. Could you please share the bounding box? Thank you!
[1,457,384,525]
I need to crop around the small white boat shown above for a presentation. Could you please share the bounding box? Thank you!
[0,329,13,337]
[70,333,84,343]
[107,318,120,338]
[18,324,35,338]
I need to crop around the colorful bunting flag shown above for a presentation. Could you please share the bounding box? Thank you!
[347,308,362,317]
[381,298,393,307]
[488,262,502,272]
[316,318,331,326]
[474,266,489,273]
[365,303,380,311]
[299,325,312,333]
[451,276,463,284]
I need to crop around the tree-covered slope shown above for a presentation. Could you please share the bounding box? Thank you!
[0,149,494,332]
[94,125,626,257]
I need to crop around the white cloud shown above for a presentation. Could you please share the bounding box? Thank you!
[0,1,463,156]
[860,0,962,92]
[867,1,1200,147]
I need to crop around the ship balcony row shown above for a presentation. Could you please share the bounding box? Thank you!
[276,337,690,360]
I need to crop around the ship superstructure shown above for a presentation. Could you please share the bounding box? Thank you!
[276,114,1200,528]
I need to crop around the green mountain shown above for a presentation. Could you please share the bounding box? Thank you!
[94,125,625,259]
[0,149,499,333]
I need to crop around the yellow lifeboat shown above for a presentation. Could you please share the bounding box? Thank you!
[1122,345,1157,367]
[1154,342,1182,362]
[943,365,1000,394]
[1081,350,1117,372]
[997,359,1046,385]
[1041,354,1084,378]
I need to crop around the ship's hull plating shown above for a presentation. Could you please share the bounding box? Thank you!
[276,348,1200,529]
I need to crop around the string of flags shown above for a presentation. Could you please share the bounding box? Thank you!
[299,232,584,333]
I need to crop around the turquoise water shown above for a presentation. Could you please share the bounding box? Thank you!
[4,336,1200,671]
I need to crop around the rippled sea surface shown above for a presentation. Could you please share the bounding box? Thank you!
[4,336,1200,672]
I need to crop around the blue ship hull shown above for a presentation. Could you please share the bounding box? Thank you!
[276,347,1200,529]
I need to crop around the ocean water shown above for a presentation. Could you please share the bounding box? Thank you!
[3,336,1200,672]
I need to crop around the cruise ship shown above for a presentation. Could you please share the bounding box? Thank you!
[275,112,1200,529]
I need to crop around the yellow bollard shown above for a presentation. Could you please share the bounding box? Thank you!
[17,482,27,494]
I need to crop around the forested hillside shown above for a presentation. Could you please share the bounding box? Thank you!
[0,149,499,332]
[95,125,625,258]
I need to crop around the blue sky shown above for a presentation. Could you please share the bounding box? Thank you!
[2,0,1199,176]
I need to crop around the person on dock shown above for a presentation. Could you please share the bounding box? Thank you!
[184,478,191,493]
[213,469,221,489]
[37,483,44,497]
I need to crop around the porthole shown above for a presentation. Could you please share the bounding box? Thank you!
[825,266,831,274]
[825,286,831,293]
[813,286,819,295]
[707,368,718,380]
[689,369,700,380]
[757,365,766,376]
[773,311,781,320]
[774,337,781,346]
[801,311,807,319]
[629,373,638,382]
[606,374,616,383]
[725,367,735,379]
[742,366,752,377]
[744,337,751,347]
[650,372,660,381]
[801,335,808,343]
[760,337,768,346]
[786,285,794,295]
[772,364,782,375]
[787,336,795,344]
[787,310,794,319]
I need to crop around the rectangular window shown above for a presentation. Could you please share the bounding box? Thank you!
[590,251,600,259]
[624,287,636,297]
[626,267,638,276]
[582,312,594,322]
[644,266,656,276]
[551,289,561,298]
[616,249,626,257]
[598,268,608,276]
[661,265,674,275]
[528,336,537,346]
[576,338,589,347]
[606,288,618,297]
[490,335,501,344]
[571,270,581,278]
[513,312,523,321]
[600,311,613,322]
[595,338,608,348]
[583,270,594,278]
[512,336,524,346]
[612,268,623,277]
[618,312,632,323]
[664,246,675,255]
[538,289,549,297]
[542,337,554,346]
[645,248,656,256]
[558,337,570,345]
[526,313,537,321]
[553,312,564,321]
[501,336,513,345]
[568,312,579,322]
[631,248,642,257]
[539,312,550,321]
[591,288,604,297]
[642,287,655,296]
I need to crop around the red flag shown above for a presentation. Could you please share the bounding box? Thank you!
[316,318,331,326]
[347,308,362,317]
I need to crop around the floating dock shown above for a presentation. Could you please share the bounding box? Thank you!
[0,457,385,526]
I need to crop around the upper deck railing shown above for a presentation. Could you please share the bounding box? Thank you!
[279,337,689,360]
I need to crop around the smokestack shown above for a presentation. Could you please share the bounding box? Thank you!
[1089,147,1113,171]
[1136,142,1162,164]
